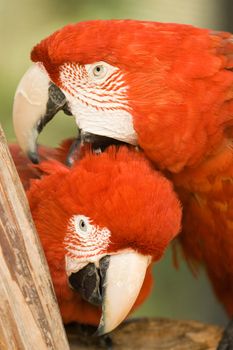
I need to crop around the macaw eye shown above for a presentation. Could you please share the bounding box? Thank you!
[92,64,107,78]
[79,219,87,232]
[85,61,117,82]
[72,215,92,235]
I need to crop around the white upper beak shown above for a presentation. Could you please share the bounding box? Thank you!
[98,251,151,335]
[13,63,69,163]
[13,63,50,161]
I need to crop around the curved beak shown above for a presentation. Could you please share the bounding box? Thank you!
[98,251,150,335]
[13,63,70,163]
[67,251,150,335]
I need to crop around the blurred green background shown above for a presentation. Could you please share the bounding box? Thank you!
[1,0,231,327]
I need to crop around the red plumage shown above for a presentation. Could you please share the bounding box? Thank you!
[30,20,233,319]
[32,20,233,172]
[11,142,181,326]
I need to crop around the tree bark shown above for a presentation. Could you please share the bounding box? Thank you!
[66,318,223,350]
[0,124,69,350]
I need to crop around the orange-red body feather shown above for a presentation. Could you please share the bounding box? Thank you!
[172,146,233,315]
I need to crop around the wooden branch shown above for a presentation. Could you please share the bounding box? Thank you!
[0,124,69,350]
[66,318,223,350]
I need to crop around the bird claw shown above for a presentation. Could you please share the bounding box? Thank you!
[217,320,233,350]
[99,334,113,350]
[65,323,114,349]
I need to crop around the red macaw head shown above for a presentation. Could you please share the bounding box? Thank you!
[13,20,232,171]
[25,145,181,334]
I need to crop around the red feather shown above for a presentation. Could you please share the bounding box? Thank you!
[32,20,233,172]
[11,142,181,325]
[29,19,233,320]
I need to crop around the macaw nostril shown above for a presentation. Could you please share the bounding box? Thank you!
[68,256,110,307]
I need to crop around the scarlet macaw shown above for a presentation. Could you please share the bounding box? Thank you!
[10,141,181,335]
[13,20,233,348]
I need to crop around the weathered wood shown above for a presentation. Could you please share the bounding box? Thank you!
[0,124,70,350]
[66,318,223,350]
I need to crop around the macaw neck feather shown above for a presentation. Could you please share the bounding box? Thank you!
[172,140,233,315]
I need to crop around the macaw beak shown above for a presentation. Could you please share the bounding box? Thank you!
[13,63,71,163]
[67,251,151,335]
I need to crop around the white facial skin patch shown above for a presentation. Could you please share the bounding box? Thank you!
[64,214,111,275]
[59,61,138,145]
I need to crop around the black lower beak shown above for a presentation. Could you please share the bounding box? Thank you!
[68,256,110,306]
[66,132,128,166]
[29,82,72,164]
[36,83,70,133]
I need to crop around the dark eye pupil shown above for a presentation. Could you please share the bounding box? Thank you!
[80,220,85,228]
[96,66,101,72]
